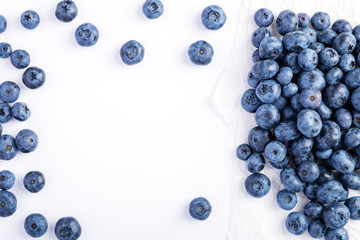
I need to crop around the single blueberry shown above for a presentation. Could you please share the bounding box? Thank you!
[55,0,78,22]
[247,71,261,88]
[304,182,319,201]
[55,216,82,240]
[0,135,17,160]
[339,53,356,72]
[301,27,317,43]
[274,121,300,142]
[264,140,286,163]
[324,83,350,109]
[276,189,297,210]
[346,68,360,90]
[143,0,164,20]
[187,40,212,66]
[281,167,306,193]
[314,102,332,121]
[308,42,325,54]
[317,180,347,204]
[251,27,271,48]
[259,37,283,60]
[340,172,360,190]
[0,42,12,58]
[311,12,331,31]
[276,10,298,35]
[308,219,327,238]
[283,53,301,74]
[10,49,30,69]
[246,153,265,173]
[254,8,273,27]
[255,80,281,103]
[248,126,273,153]
[282,31,310,53]
[332,19,352,34]
[314,120,341,150]
[255,104,280,129]
[236,144,252,161]
[344,127,360,148]
[323,202,350,229]
[0,81,20,103]
[24,213,48,237]
[20,10,40,30]
[285,212,308,235]
[330,150,355,174]
[252,49,262,63]
[304,201,324,218]
[316,165,334,185]
[299,88,321,109]
[22,66,46,89]
[0,170,15,190]
[244,173,271,198]
[345,196,360,220]
[298,68,326,91]
[188,197,211,220]
[297,48,318,71]
[23,171,45,193]
[251,60,279,80]
[15,129,38,153]
[324,227,349,240]
[291,137,314,158]
[297,161,320,183]
[319,48,339,67]
[75,23,99,47]
[241,89,262,113]
[298,13,309,28]
[282,82,298,97]
[0,103,12,123]
[332,32,356,54]
[276,67,293,85]
[297,109,322,138]
[0,15,7,34]
[317,29,337,46]
[326,67,343,85]
[0,191,17,217]
[11,102,31,121]
[273,95,287,111]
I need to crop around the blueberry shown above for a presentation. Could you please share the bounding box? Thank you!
[274,121,300,141]
[55,217,82,240]
[323,202,350,229]
[315,149,333,160]
[314,121,341,150]
[0,15,7,34]
[276,67,293,85]
[0,81,20,104]
[259,37,283,60]
[255,104,280,129]
[298,12,309,28]
[353,25,360,41]
[236,144,252,161]
[11,102,31,121]
[24,213,48,237]
[324,83,350,109]
[291,137,314,158]
[304,182,320,201]
[55,0,78,22]
[0,191,17,217]
[339,54,356,72]
[10,49,30,69]
[0,42,12,58]
[0,103,12,123]
[273,95,287,110]
[187,40,212,66]
[299,89,322,109]
[297,49,318,71]
[285,212,308,235]
[332,32,356,54]
[332,19,352,34]
[311,12,331,31]
[344,127,360,147]
[254,8,273,27]
[308,42,325,54]
[276,10,298,36]
[264,140,286,163]
[251,60,279,80]
[241,89,262,113]
[317,180,346,204]
[20,10,40,30]
[23,171,45,193]
[282,31,310,53]
[281,167,305,193]
[248,126,272,153]
[325,228,349,240]
[244,173,271,198]
[319,48,339,67]
[300,27,317,43]
[251,27,271,48]
[344,196,360,220]
[297,109,322,138]
[0,170,15,190]
[304,201,324,218]
[22,66,46,89]
[189,197,211,220]
[252,49,262,63]
[0,135,17,160]
[326,67,343,85]
[316,166,334,185]
[331,150,355,174]
[75,23,99,47]
[281,106,297,121]
[340,172,360,190]
[276,189,297,210]
[143,0,164,20]
[246,153,265,173]
[283,53,301,74]
[247,71,261,88]
[255,80,281,104]
[297,161,320,183]
[15,129,38,153]
[269,154,290,169]
[314,102,332,120]
[308,219,327,238]
[318,29,338,46]
[298,68,326,91]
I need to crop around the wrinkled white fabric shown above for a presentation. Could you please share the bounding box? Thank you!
[212,0,360,239]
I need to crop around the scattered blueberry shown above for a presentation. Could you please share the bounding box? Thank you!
[0,170,15,190]
[15,129,39,153]
[0,135,17,160]
[75,23,99,47]
[23,171,45,193]
[276,189,297,210]
[0,42,12,58]
[276,10,298,36]
[10,49,30,69]
[244,173,271,198]
[254,8,273,27]
[311,11,331,31]
[20,10,40,30]
[55,0,78,22]
[0,191,17,217]
[285,212,308,235]
[22,66,46,89]
[11,102,31,121]
[0,81,20,103]
[24,213,48,238]
[201,5,226,30]
[55,217,82,240]
[187,40,212,66]
[0,15,7,34]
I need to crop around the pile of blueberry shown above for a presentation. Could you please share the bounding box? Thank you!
[237,8,360,239]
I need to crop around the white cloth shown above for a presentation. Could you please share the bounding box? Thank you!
[212,0,360,239]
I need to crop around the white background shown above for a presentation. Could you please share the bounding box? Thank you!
[0,0,241,239]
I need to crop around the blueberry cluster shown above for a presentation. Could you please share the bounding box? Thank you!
[238,8,360,239]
